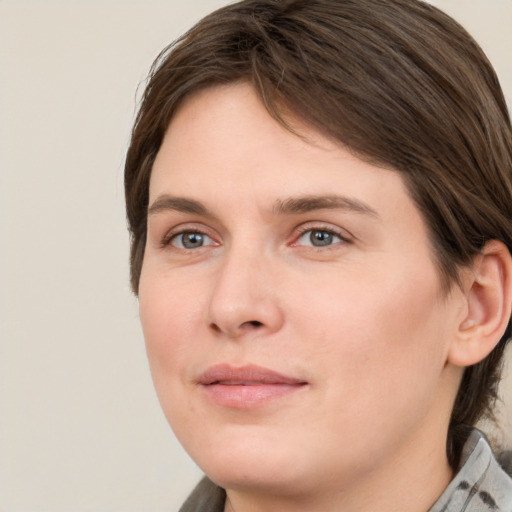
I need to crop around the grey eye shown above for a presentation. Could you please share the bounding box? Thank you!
[172,232,213,249]
[297,229,343,247]
[310,231,334,246]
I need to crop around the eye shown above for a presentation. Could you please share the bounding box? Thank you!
[295,229,346,247]
[170,231,215,249]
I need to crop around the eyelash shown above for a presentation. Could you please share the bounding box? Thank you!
[160,227,217,250]
[292,225,352,248]
[159,224,352,251]
[170,231,215,249]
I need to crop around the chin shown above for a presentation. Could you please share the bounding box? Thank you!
[206,460,310,498]
[180,425,313,493]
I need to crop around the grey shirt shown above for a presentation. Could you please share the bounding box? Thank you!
[179,430,512,512]
[430,429,512,512]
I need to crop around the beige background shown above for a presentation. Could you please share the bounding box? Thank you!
[0,1,510,511]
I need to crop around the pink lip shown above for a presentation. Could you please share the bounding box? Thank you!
[198,364,307,409]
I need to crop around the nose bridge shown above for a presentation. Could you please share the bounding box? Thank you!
[207,240,283,337]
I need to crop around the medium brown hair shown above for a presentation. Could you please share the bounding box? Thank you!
[125,0,512,467]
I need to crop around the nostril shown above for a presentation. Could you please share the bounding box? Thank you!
[209,320,262,333]
[209,323,222,333]
[209,319,266,337]
[246,320,263,328]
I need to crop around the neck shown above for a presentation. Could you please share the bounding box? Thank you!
[223,427,453,512]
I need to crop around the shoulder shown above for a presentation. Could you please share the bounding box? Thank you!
[430,429,512,512]
[179,477,226,512]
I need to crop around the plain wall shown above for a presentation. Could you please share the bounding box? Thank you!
[0,1,511,511]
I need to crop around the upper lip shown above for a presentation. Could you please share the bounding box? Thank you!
[198,364,306,386]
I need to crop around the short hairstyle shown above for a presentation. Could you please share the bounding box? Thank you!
[124,0,512,467]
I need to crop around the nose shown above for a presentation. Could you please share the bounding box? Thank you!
[207,248,285,339]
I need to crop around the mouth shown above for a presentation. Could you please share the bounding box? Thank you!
[198,364,308,409]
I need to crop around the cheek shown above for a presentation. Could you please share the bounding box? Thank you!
[138,271,206,383]
[298,263,450,398]
[138,271,213,437]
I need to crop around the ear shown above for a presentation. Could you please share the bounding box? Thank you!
[448,240,512,367]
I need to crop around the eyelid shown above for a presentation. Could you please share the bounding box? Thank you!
[155,220,353,250]
[160,222,220,249]
[171,232,215,250]
[290,222,353,247]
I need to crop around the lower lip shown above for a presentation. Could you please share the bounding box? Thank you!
[202,383,306,409]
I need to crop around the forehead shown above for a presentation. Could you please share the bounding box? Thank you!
[151,82,407,205]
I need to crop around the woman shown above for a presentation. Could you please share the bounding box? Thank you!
[124,1,512,510]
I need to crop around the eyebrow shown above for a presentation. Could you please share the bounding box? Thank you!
[148,195,213,217]
[272,194,379,218]
[147,193,379,219]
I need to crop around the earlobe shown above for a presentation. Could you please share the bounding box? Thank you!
[448,240,512,368]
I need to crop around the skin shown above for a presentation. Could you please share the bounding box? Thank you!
[139,82,471,512]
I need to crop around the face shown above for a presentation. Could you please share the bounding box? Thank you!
[139,83,465,499]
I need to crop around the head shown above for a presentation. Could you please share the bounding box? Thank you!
[125,0,512,474]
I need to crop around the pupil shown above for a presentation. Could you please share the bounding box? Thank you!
[183,233,203,248]
[311,231,332,246]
